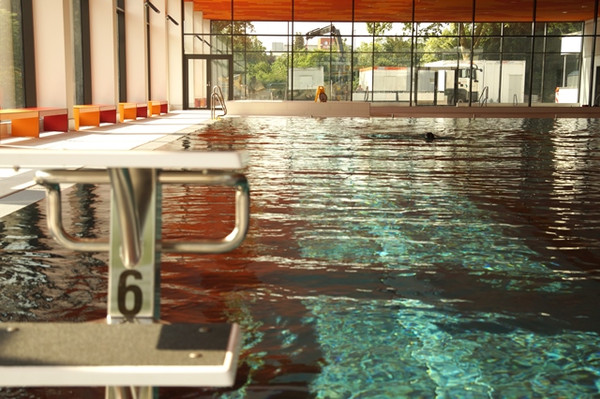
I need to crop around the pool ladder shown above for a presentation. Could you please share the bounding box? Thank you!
[478,86,489,107]
[211,85,227,119]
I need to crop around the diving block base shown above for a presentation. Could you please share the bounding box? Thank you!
[0,322,241,387]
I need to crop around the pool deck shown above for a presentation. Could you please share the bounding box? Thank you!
[0,110,213,218]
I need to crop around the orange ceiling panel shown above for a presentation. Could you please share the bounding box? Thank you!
[234,0,292,21]
[474,0,534,22]
[536,0,597,22]
[354,0,413,22]
[192,0,230,20]
[294,0,353,21]
[187,0,599,22]
[413,0,473,22]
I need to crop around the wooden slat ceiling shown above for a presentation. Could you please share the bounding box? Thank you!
[187,0,598,22]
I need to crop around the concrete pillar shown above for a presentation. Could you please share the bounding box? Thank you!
[167,0,183,110]
[32,0,72,108]
[125,0,147,102]
[149,0,167,101]
[89,0,118,105]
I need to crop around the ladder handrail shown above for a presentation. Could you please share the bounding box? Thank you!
[478,86,489,107]
[35,169,249,256]
[211,85,227,119]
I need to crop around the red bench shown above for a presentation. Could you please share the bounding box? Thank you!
[137,103,148,118]
[0,107,68,138]
[73,105,117,131]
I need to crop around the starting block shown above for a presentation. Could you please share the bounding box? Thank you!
[0,323,240,387]
[0,149,250,394]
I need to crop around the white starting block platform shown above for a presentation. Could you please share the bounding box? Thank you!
[0,149,248,170]
[0,149,250,394]
[0,323,240,387]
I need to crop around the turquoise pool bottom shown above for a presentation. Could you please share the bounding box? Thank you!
[305,297,599,398]
[183,117,599,398]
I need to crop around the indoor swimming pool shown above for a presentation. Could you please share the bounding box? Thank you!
[1,116,599,398]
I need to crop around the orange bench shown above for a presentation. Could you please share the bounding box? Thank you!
[73,104,117,131]
[118,102,137,122]
[0,107,68,138]
[148,100,168,116]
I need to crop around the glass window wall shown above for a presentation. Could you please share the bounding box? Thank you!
[0,0,25,109]
[182,2,598,107]
[206,19,593,106]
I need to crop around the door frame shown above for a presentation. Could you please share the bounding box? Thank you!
[183,54,234,110]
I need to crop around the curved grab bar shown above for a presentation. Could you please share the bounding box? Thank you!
[216,85,227,115]
[160,171,249,253]
[37,180,110,252]
[211,85,227,119]
[157,171,249,253]
[107,168,143,268]
[161,180,249,254]
[478,86,489,107]
[35,169,249,256]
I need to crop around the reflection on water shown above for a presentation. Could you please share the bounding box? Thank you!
[1,117,599,398]
[0,185,109,323]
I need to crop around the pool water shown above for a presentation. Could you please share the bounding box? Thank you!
[1,117,599,398]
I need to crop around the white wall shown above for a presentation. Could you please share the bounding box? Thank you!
[31,0,177,112]
[32,0,71,108]
[32,0,119,110]
[89,0,118,105]
[227,101,371,118]
[125,0,147,102]
[149,0,167,101]
[167,0,183,109]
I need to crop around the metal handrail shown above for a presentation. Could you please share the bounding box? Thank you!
[478,86,489,107]
[211,85,227,119]
[35,169,249,256]
[107,168,144,267]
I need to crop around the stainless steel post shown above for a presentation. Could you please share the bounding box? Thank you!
[107,168,160,324]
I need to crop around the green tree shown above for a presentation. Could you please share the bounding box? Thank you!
[212,21,276,97]
[415,23,491,61]
[366,22,393,36]
[211,21,268,58]
[292,49,330,68]
[354,36,411,69]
